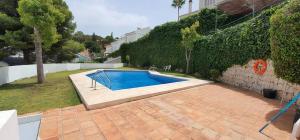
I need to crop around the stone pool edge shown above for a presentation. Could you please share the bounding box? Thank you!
[69,69,212,110]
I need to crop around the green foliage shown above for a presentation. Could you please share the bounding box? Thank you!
[46,0,77,63]
[119,9,228,69]
[94,57,107,63]
[1,27,33,50]
[85,41,100,53]
[73,31,86,43]
[0,0,75,63]
[270,0,300,84]
[73,31,113,59]
[181,21,201,73]
[0,1,22,59]
[104,34,115,43]
[107,50,120,58]
[18,0,65,48]
[0,0,18,17]
[209,69,220,81]
[180,9,228,34]
[192,8,276,78]
[126,55,130,62]
[59,40,84,61]
[0,13,21,34]
[181,21,201,50]
[0,26,34,61]
[172,0,186,20]
[0,0,24,60]
[122,6,281,79]
[171,0,185,9]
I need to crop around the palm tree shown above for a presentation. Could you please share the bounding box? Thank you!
[172,0,186,21]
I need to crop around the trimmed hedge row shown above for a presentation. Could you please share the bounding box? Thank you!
[192,8,277,78]
[121,9,228,68]
[121,5,284,79]
[270,0,300,84]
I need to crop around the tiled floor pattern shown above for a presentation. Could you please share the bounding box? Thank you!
[39,84,294,140]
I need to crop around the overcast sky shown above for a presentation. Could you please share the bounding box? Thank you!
[65,0,200,37]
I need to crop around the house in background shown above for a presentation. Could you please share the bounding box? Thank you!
[104,27,151,56]
[180,0,226,19]
[72,49,92,63]
[180,0,282,19]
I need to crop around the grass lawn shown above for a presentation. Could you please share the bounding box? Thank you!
[0,67,195,115]
[0,70,87,115]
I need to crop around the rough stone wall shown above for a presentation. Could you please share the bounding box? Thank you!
[220,59,300,101]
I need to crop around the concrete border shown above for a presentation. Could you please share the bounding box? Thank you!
[69,69,212,109]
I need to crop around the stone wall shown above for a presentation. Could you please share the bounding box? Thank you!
[220,59,300,101]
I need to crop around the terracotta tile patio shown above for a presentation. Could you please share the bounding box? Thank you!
[39,84,294,140]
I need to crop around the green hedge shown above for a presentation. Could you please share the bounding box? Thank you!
[270,0,300,84]
[121,9,228,67]
[192,8,278,78]
[121,5,283,79]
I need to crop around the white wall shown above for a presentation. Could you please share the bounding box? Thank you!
[0,63,123,85]
[0,110,19,140]
[105,27,151,54]
[8,65,36,83]
[80,63,123,69]
[104,56,121,64]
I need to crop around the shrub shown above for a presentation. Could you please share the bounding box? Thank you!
[107,50,120,58]
[122,5,283,79]
[270,0,300,84]
[60,40,84,62]
[94,57,107,63]
[192,8,277,78]
[209,69,221,81]
[120,9,228,69]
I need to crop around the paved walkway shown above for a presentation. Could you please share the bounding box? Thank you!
[39,84,294,140]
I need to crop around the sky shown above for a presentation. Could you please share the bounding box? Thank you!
[65,0,200,37]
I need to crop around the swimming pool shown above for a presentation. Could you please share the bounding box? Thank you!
[87,70,186,90]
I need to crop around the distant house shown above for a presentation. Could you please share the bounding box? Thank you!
[72,49,92,63]
[104,27,151,56]
[180,0,281,19]
[180,0,226,19]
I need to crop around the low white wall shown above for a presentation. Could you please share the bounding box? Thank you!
[0,63,123,85]
[0,110,19,140]
[80,63,123,69]
[104,57,121,64]
[8,65,36,83]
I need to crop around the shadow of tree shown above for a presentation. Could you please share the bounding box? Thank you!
[0,82,37,91]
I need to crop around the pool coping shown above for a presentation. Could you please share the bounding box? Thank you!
[69,69,212,110]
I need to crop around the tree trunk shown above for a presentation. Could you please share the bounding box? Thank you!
[185,48,192,74]
[185,48,189,74]
[186,59,190,74]
[23,49,31,64]
[178,8,180,21]
[34,27,45,84]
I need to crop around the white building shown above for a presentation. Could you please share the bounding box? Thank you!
[180,0,227,19]
[105,27,151,55]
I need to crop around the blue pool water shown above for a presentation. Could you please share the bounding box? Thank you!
[87,70,186,91]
